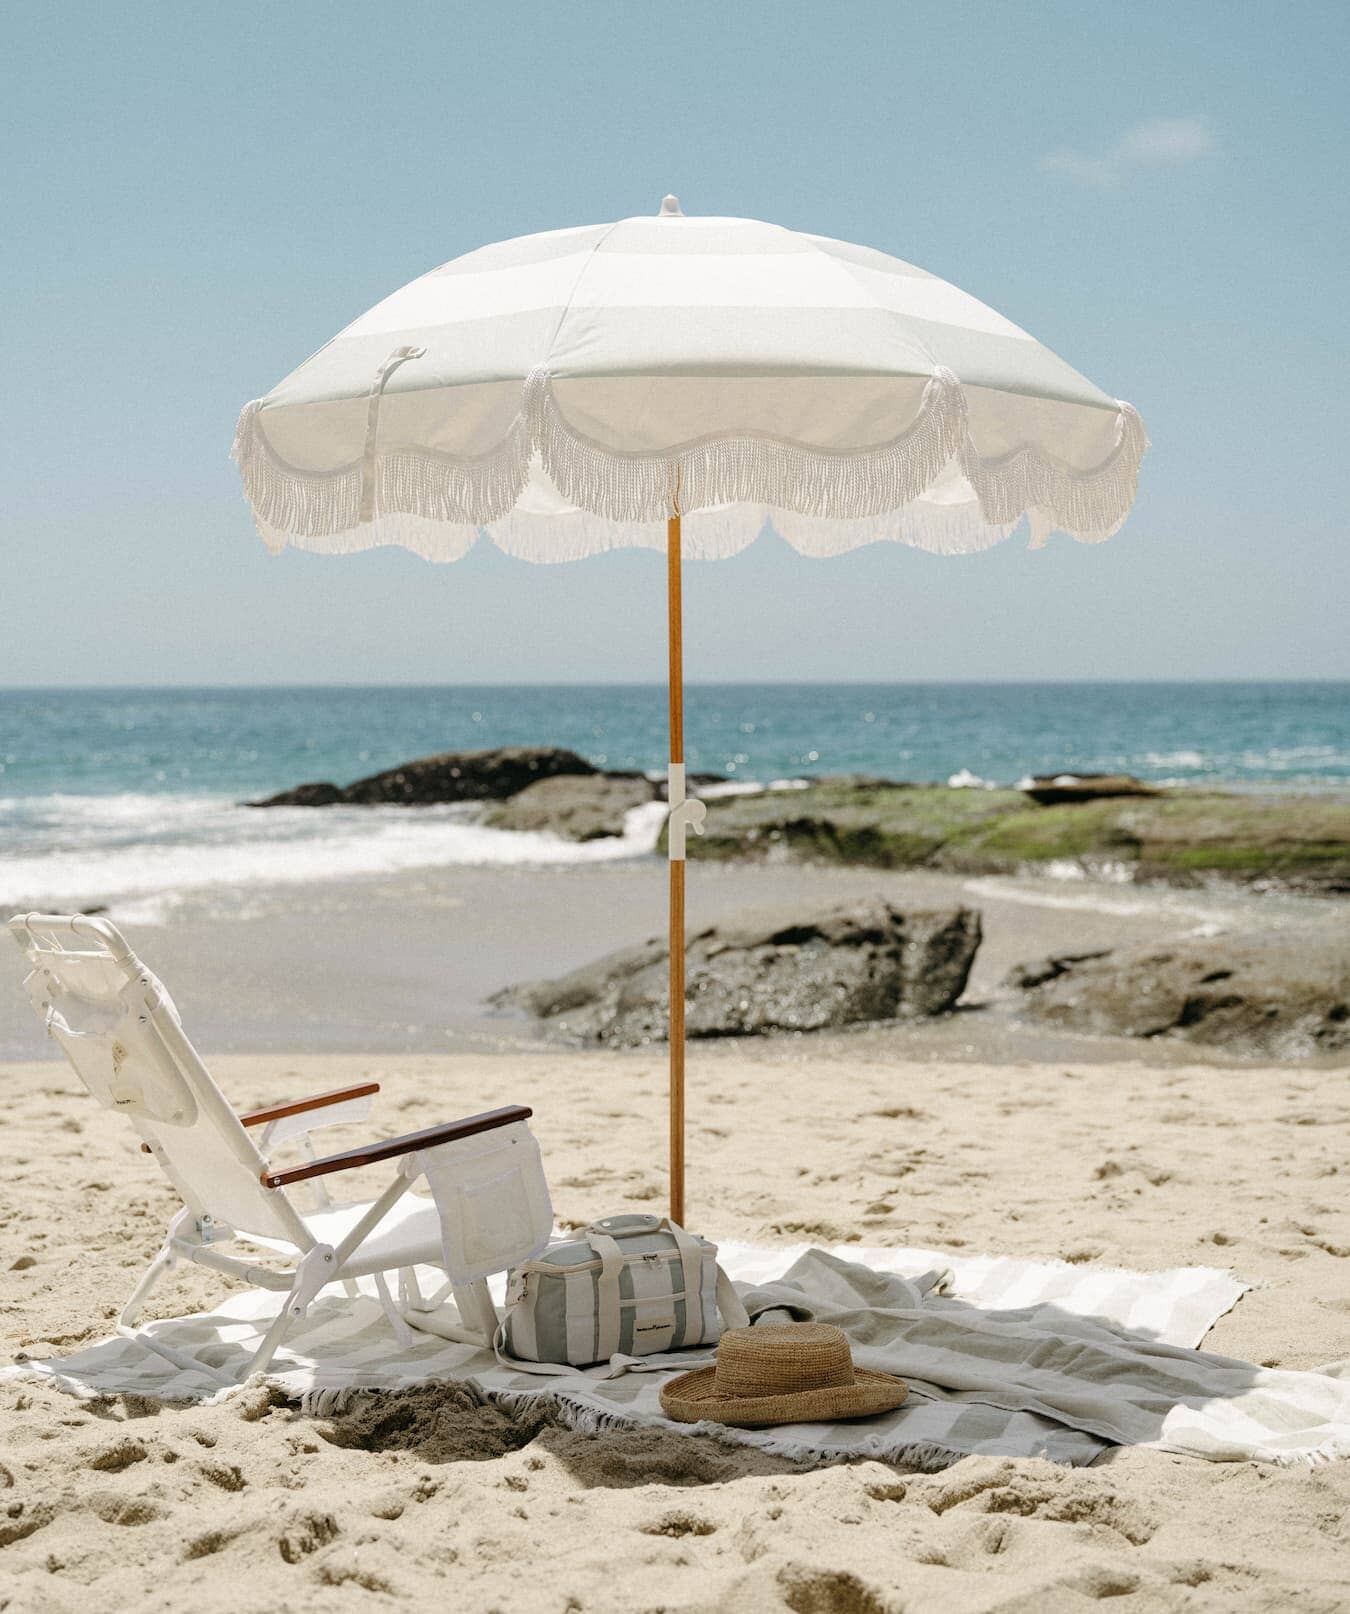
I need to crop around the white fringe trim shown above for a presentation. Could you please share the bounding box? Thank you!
[961,398,1150,545]
[232,371,1148,558]
[232,399,531,539]
[488,501,1020,566]
[528,367,966,523]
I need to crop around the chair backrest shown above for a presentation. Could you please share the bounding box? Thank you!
[9,914,308,1246]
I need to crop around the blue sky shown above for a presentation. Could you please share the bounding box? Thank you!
[5,1,1347,684]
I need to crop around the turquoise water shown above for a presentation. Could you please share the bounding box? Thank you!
[4,682,1348,799]
[1,683,1346,915]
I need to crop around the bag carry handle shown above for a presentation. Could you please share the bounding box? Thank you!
[586,1213,662,1236]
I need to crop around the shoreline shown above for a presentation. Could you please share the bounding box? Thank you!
[3,854,1345,1067]
[6,766,1348,932]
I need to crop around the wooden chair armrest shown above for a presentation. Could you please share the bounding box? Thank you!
[239,1082,380,1128]
[260,1104,532,1189]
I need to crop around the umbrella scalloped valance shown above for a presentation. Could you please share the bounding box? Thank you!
[232,204,1148,564]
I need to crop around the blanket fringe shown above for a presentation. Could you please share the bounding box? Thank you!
[298,1384,362,1417]
[485,1388,982,1472]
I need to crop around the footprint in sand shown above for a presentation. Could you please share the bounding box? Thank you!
[776,1566,891,1614]
[639,1511,717,1538]
[0,1502,55,1548]
[918,1458,1156,1547]
[86,1437,148,1472]
[769,1218,853,1242]
[88,1493,165,1527]
[276,1510,340,1564]
[184,1525,245,1560]
[198,1461,247,1492]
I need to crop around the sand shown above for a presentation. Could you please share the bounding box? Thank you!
[3,1038,1348,1613]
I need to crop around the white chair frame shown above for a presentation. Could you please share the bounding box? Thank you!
[9,912,535,1385]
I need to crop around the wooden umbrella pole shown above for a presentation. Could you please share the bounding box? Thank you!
[666,509,686,1225]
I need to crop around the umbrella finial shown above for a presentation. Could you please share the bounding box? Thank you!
[659,194,684,217]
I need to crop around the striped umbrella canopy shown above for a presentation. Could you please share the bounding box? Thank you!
[233,196,1148,1221]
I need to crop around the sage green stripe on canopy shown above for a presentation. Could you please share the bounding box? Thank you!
[234,200,1146,562]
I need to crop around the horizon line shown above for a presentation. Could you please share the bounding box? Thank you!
[0,676,1347,694]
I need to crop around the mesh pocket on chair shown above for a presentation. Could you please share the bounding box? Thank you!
[26,964,197,1127]
[414,1121,552,1284]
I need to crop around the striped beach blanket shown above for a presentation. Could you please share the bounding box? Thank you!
[8,1243,1349,1468]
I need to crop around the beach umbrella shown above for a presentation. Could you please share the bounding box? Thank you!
[232,196,1147,1222]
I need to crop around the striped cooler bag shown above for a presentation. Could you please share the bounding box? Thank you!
[497,1213,749,1374]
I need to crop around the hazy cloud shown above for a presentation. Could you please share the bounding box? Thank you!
[1041,116,1216,187]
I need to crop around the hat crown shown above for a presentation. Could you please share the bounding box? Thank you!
[713,1323,856,1399]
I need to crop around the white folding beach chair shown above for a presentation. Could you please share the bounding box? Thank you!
[8,912,553,1384]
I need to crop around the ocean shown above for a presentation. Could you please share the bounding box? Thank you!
[2,682,1346,919]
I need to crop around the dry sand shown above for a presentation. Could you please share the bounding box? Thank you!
[2,1040,1348,1612]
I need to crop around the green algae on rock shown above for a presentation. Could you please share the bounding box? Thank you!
[678,782,1350,895]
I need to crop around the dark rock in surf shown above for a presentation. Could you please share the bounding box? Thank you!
[492,898,982,1045]
[1004,950,1113,991]
[1021,773,1161,806]
[484,773,660,841]
[248,746,597,808]
[248,780,346,808]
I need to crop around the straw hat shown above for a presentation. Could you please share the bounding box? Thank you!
[659,1323,908,1428]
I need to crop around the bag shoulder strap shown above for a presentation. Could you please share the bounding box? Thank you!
[717,1264,750,1330]
[585,1230,626,1360]
[492,1315,577,1377]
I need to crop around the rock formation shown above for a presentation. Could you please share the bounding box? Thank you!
[249,746,596,808]
[1007,936,1350,1057]
[484,774,660,841]
[493,898,982,1045]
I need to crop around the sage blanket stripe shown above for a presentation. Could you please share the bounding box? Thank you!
[20,1244,1348,1470]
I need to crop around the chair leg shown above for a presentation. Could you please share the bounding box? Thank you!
[246,1244,338,1377]
[116,1240,236,1386]
[452,1279,498,1343]
[399,1265,424,1312]
[247,1298,300,1377]
[408,1276,454,1314]
[119,1243,174,1332]
[373,1271,415,1348]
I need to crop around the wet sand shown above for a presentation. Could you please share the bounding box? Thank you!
[4,856,1338,1065]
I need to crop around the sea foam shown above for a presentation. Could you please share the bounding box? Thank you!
[0,792,670,919]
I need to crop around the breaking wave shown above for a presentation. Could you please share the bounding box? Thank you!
[0,792,671,920]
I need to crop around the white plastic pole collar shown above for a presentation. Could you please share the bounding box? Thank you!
[666,762,706,861]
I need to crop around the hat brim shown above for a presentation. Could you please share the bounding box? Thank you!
[659,1365,909,1428]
